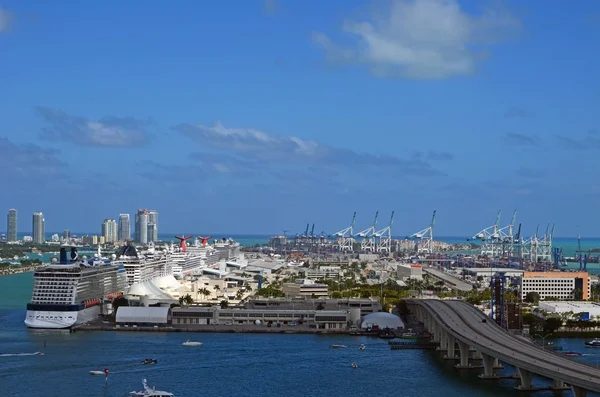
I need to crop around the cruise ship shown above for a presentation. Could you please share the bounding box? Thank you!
[24,246,127,329]
[170,237,240,277]
[115,242,172,286]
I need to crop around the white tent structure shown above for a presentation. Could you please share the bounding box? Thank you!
[361,312,404,330]
[115,306,170,324]
[127,279,178,301]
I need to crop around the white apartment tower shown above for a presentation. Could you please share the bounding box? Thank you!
[118,214,131,241]
[135,210,148,244]
[101,219,118,243]
[32,212,45,244]
[147,210,158,242]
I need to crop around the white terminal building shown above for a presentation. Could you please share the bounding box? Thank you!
[539,301,600,319]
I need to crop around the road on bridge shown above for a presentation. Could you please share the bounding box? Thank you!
[408,299,600,394]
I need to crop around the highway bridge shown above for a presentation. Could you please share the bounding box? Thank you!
[406,299,600,397]
[422,267,473,292]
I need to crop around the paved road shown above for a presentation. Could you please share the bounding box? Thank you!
[422,267,473,292]
[407,299,600,393]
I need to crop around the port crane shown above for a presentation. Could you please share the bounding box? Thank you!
[334,212,356,252]
[356,211,378,252]
[374,211,394,253]
[409,210,436,254]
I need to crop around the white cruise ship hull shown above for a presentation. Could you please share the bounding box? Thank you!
[24,305,101,329]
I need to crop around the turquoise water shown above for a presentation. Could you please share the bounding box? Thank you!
[1,273,600,396]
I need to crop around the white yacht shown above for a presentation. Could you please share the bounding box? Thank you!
[127,379,174,397]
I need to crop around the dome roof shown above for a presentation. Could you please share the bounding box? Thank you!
[361,312,404,330]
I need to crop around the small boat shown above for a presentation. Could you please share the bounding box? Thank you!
[563,351,582,356]
[330,344,347,349]
[127,379,174,397]
[89,370,105,375]
[141,358,157,365]
[33,352,44,356]
[399,328,419,339]
[359,344,366,351]
[351,362,358,369]
[182,340,203,347]
[585,339,600,347]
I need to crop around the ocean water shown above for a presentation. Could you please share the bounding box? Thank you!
[1,273,600,397]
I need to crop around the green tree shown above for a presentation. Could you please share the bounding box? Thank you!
[220,300,229,309]
[544,317,563,333]
[522,312,543,333]
[525,291,540,305]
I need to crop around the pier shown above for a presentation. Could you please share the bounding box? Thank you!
[389,341,438,350]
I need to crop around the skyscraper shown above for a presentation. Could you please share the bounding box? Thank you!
[101,219,118,242]
[7,209,17,242]
[135,209,148,244]
[147,210,158,242]
[118,214,131,241]
[32,212,45,244]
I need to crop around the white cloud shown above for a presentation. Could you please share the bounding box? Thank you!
[36,106,151,147]
[314,0,520,79]
[0,7,13,32]
[175,121,445,177]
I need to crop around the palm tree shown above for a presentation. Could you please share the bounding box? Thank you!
[235,290,244,301]
[244,284,253,292]
[179,294,194,306]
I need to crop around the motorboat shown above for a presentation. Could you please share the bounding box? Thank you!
[127,379,174,397]
[563,351,582,356]
[330,344,347,349]
[182,340,203,347]
[89,370,105,375]
[359,344,366,351]
[351,362,358,369]
[399,329,419,339]
[141,358,157,365]
[585,338,600,347]
[33,352,44,356]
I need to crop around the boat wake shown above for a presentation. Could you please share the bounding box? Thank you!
[0,352,44,357]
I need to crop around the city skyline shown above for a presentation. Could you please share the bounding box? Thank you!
[1,1,600,236]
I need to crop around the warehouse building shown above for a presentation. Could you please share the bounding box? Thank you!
[115,306,171,326]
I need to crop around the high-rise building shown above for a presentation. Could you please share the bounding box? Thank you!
[101,219,118,243]
[62,229,70,240]
[147,210,158,242]
[7,209,17,242]
[118,214,131,241]
[135,209,148,244]
[32,212,45,244]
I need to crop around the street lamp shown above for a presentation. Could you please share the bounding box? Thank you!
[533,332,553,350]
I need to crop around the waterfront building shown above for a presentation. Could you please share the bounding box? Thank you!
[7,209,17,242]
[118,214,130,241]
[521,271,591,301]
[32,212,45,244]
[245,297,382,314]
[281,279,329,298]
[101,219,118,243]
[147,223,156,243]
[538,301,600,318]
[170,306,349,330]
[135,209,148,244]
[62,229,70,240]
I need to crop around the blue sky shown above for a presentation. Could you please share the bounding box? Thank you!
[1,0,600,237]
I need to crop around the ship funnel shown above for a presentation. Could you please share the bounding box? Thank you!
[70,247,78,261]
[59,247,68,264]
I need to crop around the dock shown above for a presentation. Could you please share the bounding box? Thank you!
[72,323,348,335]
[389,340,438,350]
